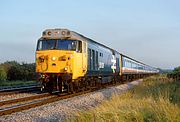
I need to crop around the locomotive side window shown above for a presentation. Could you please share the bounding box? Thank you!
[83,42,86,53]
[96,51,98,70]
[76,41,82,53]
[37,40,42,50]
[92,50,95,70]
[88,48,92,70]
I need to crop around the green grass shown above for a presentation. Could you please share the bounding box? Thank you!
[69,75,180,122]
[0,80,38,87]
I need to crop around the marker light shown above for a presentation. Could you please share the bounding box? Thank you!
[61,31,65,35]
[47,31,51,36]
[42,31,46,36]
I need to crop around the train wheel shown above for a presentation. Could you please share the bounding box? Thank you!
[46,81,53,93]
[69,82,75,94]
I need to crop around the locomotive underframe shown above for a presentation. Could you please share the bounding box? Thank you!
[39,73,155,93]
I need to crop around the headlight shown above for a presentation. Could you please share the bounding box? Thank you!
[64,67,68,71]
[51,56,56,61]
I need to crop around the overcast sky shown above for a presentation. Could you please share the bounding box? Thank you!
[0,0,179,69]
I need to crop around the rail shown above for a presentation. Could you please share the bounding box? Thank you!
[0,91,90,116]
[0,86,41,96]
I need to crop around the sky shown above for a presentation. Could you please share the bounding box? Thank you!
[0,0,179,69]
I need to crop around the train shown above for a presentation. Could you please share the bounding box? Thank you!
[36,28,159,93]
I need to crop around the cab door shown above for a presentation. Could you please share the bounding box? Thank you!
[82,42,87,74]
[74,41,87,78]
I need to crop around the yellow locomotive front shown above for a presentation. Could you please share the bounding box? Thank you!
[36,29,87,93]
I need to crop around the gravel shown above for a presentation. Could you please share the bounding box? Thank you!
[0,79,142,122]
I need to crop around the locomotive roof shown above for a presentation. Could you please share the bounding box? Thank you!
[72,31,117,52]
[72,31,156,69]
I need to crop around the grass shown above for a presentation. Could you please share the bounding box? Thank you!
[69,75,180,122]
[0,80,38,87]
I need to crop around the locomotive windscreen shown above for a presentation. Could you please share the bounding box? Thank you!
[37,39,79,51]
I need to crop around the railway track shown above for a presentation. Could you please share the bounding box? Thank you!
[0,85,41,96]
[0,90,91,116]
[0,78,140,117]
[0,93,53,116]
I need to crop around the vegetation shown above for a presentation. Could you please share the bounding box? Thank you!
[0,66,7,81]
[0,61,37,86]
[0,61,36,81]
[168,66,180,75]
[70,75,180,122]
[167,66,180,81]
[172,66,180,74]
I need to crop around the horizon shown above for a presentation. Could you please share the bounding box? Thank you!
[0,0,180,69]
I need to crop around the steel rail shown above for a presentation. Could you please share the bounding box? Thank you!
[0,93,51,107]
[0,90,90,116]
[0,86,41,96]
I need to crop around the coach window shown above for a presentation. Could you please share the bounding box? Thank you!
[123,59,125,67]
[129,61,132,68]
[138,64,140,70]
[88,48,92,70]
[127,60,130,68]
[135,63,138,69]
[126,60,129,67]
[132,62,134,69]
[124,59,127,67]
[125,60,128,67]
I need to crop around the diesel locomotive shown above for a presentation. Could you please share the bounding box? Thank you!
[36,28,159,93]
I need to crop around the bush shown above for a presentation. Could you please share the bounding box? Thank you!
[0,61,35,81]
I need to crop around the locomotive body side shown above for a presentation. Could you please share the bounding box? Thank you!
[86,41,117,76]
[77,34,121,83]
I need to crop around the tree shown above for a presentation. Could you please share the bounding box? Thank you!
[0,66,7,81]
[173,66,180,73]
